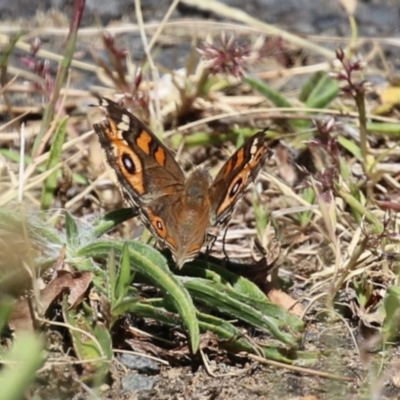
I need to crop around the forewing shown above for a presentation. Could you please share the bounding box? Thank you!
[209,131,271,226]
[93,97,185,208]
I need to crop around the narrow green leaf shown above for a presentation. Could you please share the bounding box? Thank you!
[40,117,68,210]
[111,296,139,317]
[63,296,112,379]
[65,211,79,248]
[131,302,297,363]
[184,263,302,332]
[338,136,362,161]
[366,122,400,136]
[298,71,325,102]
[244,76,309,129]
[92,208,137,237]
[107,247,116,303]
[297,187,315,227]
[116,243,132,302]
[336,186,383,232]
[183,277,299,348]
[244,76,293,108]
[182,263,267,300]
[197,312,294,363]
[304,73,339,108]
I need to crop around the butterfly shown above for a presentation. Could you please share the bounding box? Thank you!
[93,97,271,267]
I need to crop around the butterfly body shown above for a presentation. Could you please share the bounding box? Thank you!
[93,97,271,267]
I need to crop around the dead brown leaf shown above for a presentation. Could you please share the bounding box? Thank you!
[8,270,93,332]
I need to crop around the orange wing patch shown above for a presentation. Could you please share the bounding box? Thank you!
[154,146,166,167]
[136,131,152,155]
[222,148,245,178]
[235,148,245,170]
[222,158,233,178]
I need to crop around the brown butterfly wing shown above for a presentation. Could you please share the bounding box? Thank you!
[209,131,271,227]
[93,97,185,209]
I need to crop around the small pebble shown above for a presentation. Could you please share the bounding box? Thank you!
[118,353,160,374]
[121,373,160,392]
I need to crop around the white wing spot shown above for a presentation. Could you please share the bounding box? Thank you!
[118,114,130,132]
[250,139,259,155]
[122,155,134,172]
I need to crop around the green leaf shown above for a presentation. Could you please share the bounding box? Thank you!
[298,71,325,102]
[304,73,339,109]
[182,277,300,348]
[182,262,267,301]
[111,296,139,317]
[40,117,68,210]
[76,240,200,353]
[197,311,295,363]
[383,286,400,342]
[185,262,302,332]
[244,76,309,129]
[92,208,137,238]
[131,302,301,364]
[116,243,133,302]
[338,136,362,161]
[62,296,112,380]
[366,122,400,137]
[244,76,293,108]
[106,247,116,303]
[65,211,79,248]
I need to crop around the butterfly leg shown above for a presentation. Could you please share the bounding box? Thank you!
[204,233,217,259]
[221,226,230,261]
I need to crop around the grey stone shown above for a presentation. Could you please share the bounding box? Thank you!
[118,353,161,374]
[121,373,160,392]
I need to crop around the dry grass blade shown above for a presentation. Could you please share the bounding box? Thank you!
[180,0,335,58]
